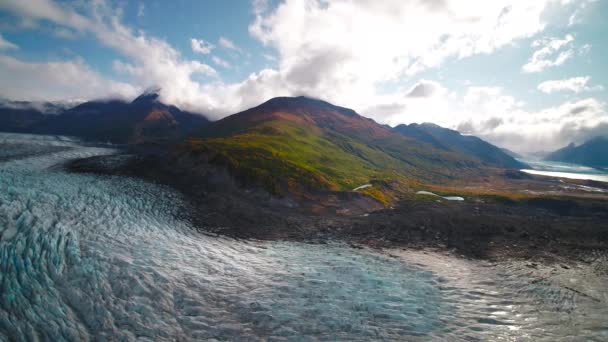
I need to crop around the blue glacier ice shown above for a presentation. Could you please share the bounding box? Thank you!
[1,132,607,341]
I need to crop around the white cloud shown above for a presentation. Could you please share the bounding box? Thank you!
[579,43,592,56]
[360,81,608,153]
[0,0,90,31]
[0,0,221,116]
[567,0,595,26]
[212,56,231,69]
[190,38,214,55]
[0,55,137,101]
[189,68,292,118]
[538,76,603,93]
[218,36,241,53]
[479,97,608,153]
[0,0,597,147]
[0,0,566,114]
[262,53,277,62]
[522,34,575,73]
[0,34,18,50]
[252,0,269,15]
[246,0,559,112]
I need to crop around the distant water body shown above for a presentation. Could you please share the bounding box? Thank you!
[520,159,608,183]
[1,133,607,341]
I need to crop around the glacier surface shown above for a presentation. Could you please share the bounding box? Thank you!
[1,133,607,341]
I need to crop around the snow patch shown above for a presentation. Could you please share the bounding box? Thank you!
[353,184,372,191]
[416,191,464,201]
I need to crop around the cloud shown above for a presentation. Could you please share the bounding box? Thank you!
[485,97,608,152]
[212,56,231,69]
[522,34,575,73]
[245,0,559,112]
[0,55,137,101]
[537,76,603,93]
[262,53,277,61]
[567,0,595,26]
[0,0,90,31]
[579,43,592,56]
[0,0,564,113]
[252,0,269,15]
[190,68,293,118]
[360,80,608,153]
[0,34,18,50]
[0,0,594,140]
[405,80,443,98]
[218,36,241,53]
[191,38,214,55]
[455,89,608,153]
[0,0,220,115]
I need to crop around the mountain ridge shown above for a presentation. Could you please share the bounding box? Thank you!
[545,136,608,168]
[184,96,490,203]
[0,91,209,143]
[394,123,529,169]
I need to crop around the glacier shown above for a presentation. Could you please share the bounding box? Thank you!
[1,133,607,341]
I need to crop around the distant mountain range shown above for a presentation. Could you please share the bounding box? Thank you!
[393,123,528,169]
[0,91,209,143]
[2,94,528,202]
[545,136,608,168]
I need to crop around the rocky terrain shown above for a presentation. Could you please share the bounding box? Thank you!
[67,147,608,264]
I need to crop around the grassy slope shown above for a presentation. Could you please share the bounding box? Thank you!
[187,120,406,192]
[186,124,483,204]
[183,97,490,204]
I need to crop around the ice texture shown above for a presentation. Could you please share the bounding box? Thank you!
[1,133,607,341]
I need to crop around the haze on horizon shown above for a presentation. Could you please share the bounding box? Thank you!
[0,0,606,153]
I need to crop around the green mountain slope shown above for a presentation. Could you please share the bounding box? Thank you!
[394,123,529,169]
[184,97,488,202]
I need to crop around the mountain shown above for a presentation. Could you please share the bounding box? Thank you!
[394,123,529,169]
[184,96,487,201]
[0,102,47,132]
[545,137,608,168]
[0,91,209,143]
[0,99,74,132]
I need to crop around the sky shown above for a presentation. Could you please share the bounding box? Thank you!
[0,0,606,153]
